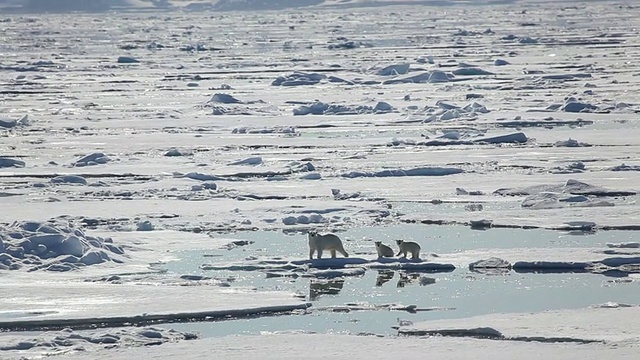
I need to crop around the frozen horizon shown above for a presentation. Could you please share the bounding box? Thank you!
[0,0,621,13]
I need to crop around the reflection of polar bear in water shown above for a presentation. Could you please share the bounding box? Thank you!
[396,239,421,260]
[308,231,349,260]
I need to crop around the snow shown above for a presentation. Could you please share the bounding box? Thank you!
[39,324,640,360]
[0,327,197,358]
[0,220,125,271]
[0,272,308,329]
[400,304,640,345]
[2,0,640,358]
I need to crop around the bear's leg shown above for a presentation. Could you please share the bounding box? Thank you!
[317,249,323,259]
[309,246,315,260]
[331,249,337,258]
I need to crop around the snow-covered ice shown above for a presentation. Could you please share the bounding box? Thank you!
[34,305,640,360]
[3,0,640,358]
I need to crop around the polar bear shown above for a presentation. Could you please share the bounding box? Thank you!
[396,239,421,260]
[308,231,349,260]
[374,241,394,258]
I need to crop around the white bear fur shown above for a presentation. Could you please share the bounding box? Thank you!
[308,231,349,259]
[374,241,394,258]
[396,239,421,259]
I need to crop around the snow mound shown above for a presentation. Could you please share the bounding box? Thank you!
[0,326,197,355]
[494,179,636,197]
[209,93,242,104]
[164,148,191,157]
[562,98,598,113]
[72,152,111,167]
[50,175,87,185]
[0,220,126,271]
[452,67,494,76]
[609,163,640,172]
[293,101,394,115]
[554,138,591,147]
[282,213,326,225]
[375,63,410,76]
[229,156,263,166]
[177,172,223,181]
[416,100,491,123]
[521,193,610,210]
[272,72,326,86]
[383,70,452,84]
[117,56,139,64]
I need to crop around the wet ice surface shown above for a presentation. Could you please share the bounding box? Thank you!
[2,0,640,358]
[157,225,639,337]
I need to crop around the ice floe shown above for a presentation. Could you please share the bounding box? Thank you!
[400,304,640,345]
[0,276,309,331]
[494,179,636,198]
[48,328,639,360]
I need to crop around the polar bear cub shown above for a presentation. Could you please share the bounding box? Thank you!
[308,231,349,260]
[374,241,394,258]
[396,239,421,260]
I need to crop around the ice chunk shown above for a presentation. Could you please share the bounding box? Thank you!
[80,250,109,265]
[180,172,223,181]
[0,157,26,168]
[272,72,326,86]
[229,157,263,166]
[562,100,597,113]
[376,63,410,76]
[210,93,242,104]
[50,175,88,185]
[117,56,139,63]
[60,235,86,257]
[452,67,494,76]
[300,173,321,180]
[137,220,154,231]
[72,152,111,167]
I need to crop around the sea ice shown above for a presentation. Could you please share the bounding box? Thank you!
[229,156,263,166]
[72,153,111,167]
[209,93,242,104]
[0,220,125,271]
[342,167,464,178]
[0,158,25,168]
[50,175,88,185]
[272,72,326,86]
[116,56,139,64]
[375,63,410,76]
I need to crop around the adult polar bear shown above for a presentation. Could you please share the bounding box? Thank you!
[308,231,349,260]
